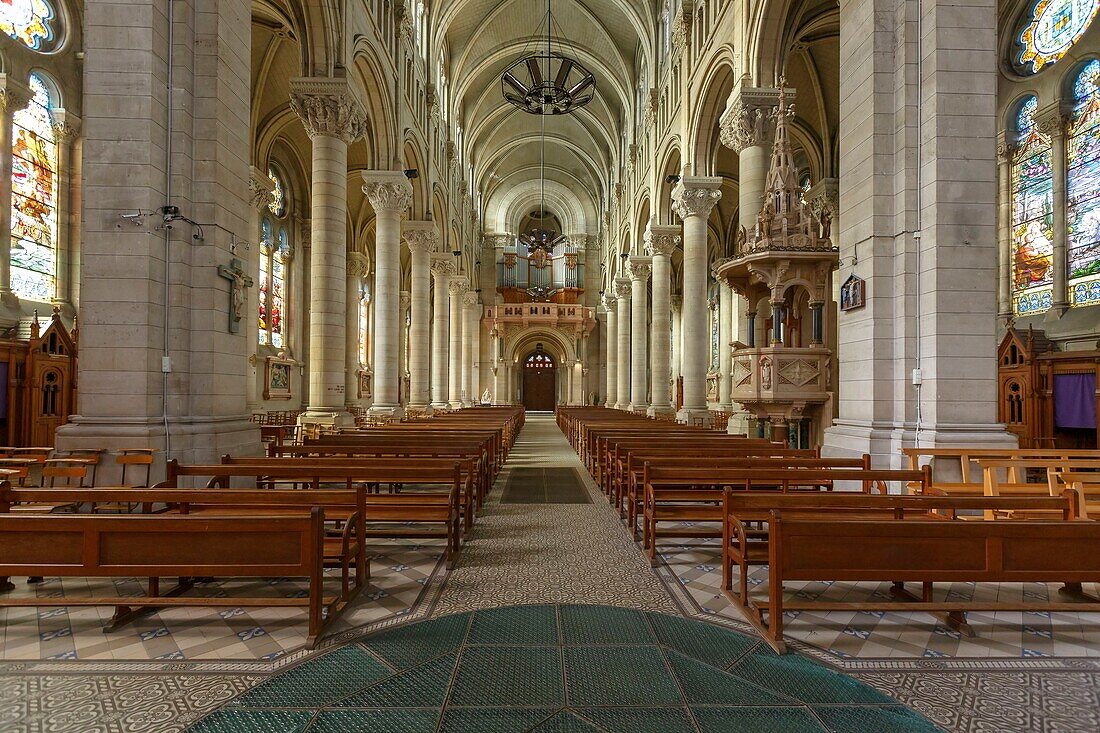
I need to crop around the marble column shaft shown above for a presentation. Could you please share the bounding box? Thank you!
[647,226,679,413]
[720,81,784,230]
[362,171,413,415]
[292,79,367,419]
[430,258,455,408]
[448,277,467,408]
[464,292,480,406]
[614,278,632,410]
[603,295,618,408]
[672,178,722,418]
[628,257,652,410]
[403,223,438,408]
[718,280,734,410]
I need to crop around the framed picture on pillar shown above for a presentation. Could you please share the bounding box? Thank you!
[264,355,295,400]
[839,274,866,312]
[358,369,372,399]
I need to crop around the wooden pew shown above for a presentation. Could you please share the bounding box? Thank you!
[0,485,369,602]
[161,460,465,567]
[0,508,344,646]
[978,458,1100,520]
[902,447,1100,495]
[748,501,1100,652]
[1060,472,1100,519]
[641,466,929,564]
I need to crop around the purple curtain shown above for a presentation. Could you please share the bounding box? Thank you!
[1054,373,1097,429]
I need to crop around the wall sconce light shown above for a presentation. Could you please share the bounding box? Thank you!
[665,174,680,184]
[404,169,419,179]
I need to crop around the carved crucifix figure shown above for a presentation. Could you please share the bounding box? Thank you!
[217,258,253,333]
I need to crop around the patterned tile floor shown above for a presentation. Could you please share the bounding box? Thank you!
[3,414,1100,731]
[190,604,941,733]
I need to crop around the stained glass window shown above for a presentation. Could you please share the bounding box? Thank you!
[0,0,54,51]
[1011,97,1056,316]
[359,284,370,364]
[268,167,285,217]
[1017,0,1099,73]
[270,230,288,348]
[258,220,272,341]
[1067,60,1100,307]
[10,74,57,302]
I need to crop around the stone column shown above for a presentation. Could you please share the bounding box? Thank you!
[345,252,369,407]
[614,278,632,410]
[291,78,367,423]
[362,170,413,416]
[50,110,81,310]
[672,177,722,423]
[996,138,1015,318]
[717,277,734,411]
[430,257,455,408]
[572,360,584,405]
[628,257,652,411]
[463,291,480,406]
[671,295,683,398]
[0,77,31,299]
[399,290,411,404]
[448,277,468,408]
[720,78,784,229]
[603,295,618,407]
[1039,109,1069,312]
[244,168,275,412]
[822,0,1013,464]
[646,226,678,415]
[403,221,438,409]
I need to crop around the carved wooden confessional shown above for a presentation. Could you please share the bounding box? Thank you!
[0,309,78,447]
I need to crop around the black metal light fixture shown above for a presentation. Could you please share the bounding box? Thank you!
[501,0,594,116]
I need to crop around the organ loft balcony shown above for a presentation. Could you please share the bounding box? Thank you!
[483,303,596,336]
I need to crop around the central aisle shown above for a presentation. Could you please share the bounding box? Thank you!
[433,413,681,615]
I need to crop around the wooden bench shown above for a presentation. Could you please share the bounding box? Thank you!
[977,458,1100,520]
[902,447,1099,495]
[641,466,929,564]
[0,485,370,602]
[1060,472,1100,519]
[0,509,344,646]
[749,503,1100,652]
[161,461,465,567]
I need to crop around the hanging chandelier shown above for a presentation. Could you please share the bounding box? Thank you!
[500,0,594,115]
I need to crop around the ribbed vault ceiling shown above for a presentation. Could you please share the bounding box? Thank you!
[438,0,653,234]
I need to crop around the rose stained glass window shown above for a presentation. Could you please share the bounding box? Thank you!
[258,219,272,340]
[1017,0,1099,73]
[1068,60,1100,307]
[10,74,57,302]
[1011,97,1055,316]
[0,0,54,50]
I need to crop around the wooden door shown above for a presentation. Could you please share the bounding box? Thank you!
[522,351,557,411]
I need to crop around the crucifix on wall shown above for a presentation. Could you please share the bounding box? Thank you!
[217,258,253,333]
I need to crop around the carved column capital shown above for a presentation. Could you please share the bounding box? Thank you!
[719,80,792,152]
[462,292,480,309]
[628,257,652,282]
[50,109,81,145]
[670,294,683,311]
[602,294,617,309]
[347,251,371,279]
[672,177,723,220]
[448,277,469,298]
[645,225,681,257]
[362,170,414,214]
[430,257,457,279]
[399,290,412,311]
[403,221,439,253]
[249,166,276,211]
[290,77,368,143]
[614,278,632,299]
[0,74,32,116]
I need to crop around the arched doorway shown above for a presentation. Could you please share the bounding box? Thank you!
[522,346,557,411]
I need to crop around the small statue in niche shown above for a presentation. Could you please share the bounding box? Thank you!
[760,357,773,390]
